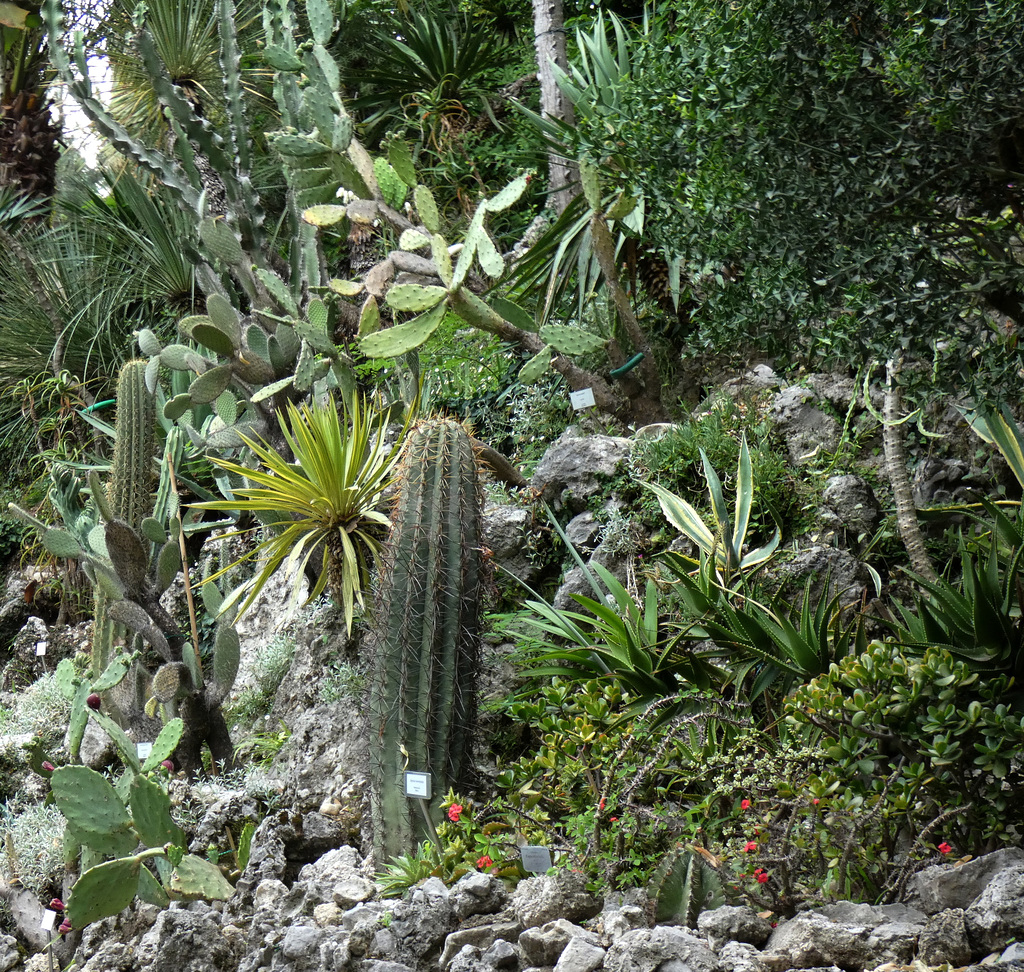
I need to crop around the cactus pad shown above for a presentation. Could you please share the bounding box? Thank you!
[67,857,141,928]
[359,301,446,358]
[538,324,607,355]
[414,184,440,234]
[385,283,447,313]
[519,345,552,383]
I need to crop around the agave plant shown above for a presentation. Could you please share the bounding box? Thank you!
[194,392,407,632]
[664,552,866,700]
[513,513,723,716]
[645,434,780,584]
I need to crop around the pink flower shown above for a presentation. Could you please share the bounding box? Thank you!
[740,799,751,810]
[938,842,952,855]
[476,855,493,869]
[58,919,72,935]
[161,760,175,773]
[41,762,55,773]
[447,804,463,823]
[744,841,757,853]
[48,898,65,912]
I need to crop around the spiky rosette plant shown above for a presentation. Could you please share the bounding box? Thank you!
[194,392,407,632]
[368,417,483,861]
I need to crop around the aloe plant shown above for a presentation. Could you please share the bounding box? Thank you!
[644,434,780,582]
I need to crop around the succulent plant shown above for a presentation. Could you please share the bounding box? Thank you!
[368,418,483,861]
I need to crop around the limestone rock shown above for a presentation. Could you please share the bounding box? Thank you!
[439,921,523,970]
[818,475,882,543]
[553,935,606,972]
[483,504,537,584]
[904,847,1024,915]
[768,385,840,463]
[532,430,632,511]
[133,910,237,972]
[917,908,971,967]
[603,926,720,972]
[451,871,509,920]
[965,863,1024,954]
[698,905,773,949]
[518,919,597,967]
[511,872,601,929]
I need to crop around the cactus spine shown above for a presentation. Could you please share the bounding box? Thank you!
[369,419,482,861]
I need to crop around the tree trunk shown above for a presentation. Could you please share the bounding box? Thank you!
[884,354,937,582]
[531,0,575,214]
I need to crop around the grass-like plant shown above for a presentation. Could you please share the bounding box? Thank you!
[195,393,407,632]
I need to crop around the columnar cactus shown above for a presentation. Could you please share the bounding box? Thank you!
[368,418,483,861]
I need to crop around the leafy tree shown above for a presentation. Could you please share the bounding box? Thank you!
[567,0,1024,394]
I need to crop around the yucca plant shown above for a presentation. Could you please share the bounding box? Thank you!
[645,434,780,584]
[194,392,407,632]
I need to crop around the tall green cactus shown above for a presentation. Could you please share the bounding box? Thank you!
[93,361,156,719]
[369,418,482,861]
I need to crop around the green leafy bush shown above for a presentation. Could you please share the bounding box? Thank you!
[786,641,1024,851]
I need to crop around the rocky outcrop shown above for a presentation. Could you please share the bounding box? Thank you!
[49,848,1024,972]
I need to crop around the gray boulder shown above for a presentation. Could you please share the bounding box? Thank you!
[818,475,882,545]
[603,926,720,972]
[483,504,538,584]
[698,905,773,949]
[769,385,840,463]
[764,906,925,972]
[965,864,1024,955]
[904,848,1024,914]
[451,871,509,920]
[554,936,606,972]
[439,921,523,970]
[518,919,597,967]
[532,430,632,511]
[917,908,971,967]
[511,872,601,930]
[133,909,238,972]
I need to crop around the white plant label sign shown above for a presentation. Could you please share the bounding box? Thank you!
[570,388,596,410]
[136,742,154,760]
[520,845,553,872]
[404,771,431,799]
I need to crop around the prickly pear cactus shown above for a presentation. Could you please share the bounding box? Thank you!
[368,419,483,861]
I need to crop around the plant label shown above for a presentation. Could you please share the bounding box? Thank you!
[570,388,596,410]
[40,910,56,931]
[136,742,154,760]
[35,642,46,656]
[404,771,431,799]
[520,845,553,872]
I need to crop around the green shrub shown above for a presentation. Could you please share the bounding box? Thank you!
[786,641,1024,852]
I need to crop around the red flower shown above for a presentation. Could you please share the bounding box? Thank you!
[58,919,72,935]
[609,816,618,822]
[447,804,463,823]
[741,799,751,810]
[744,841,757,853]
[48,898,64,912]
[938,842,952,855]
[598,798,606,811]
[476,855,493,869]
[754,869,769,884]
[812,798,820,805]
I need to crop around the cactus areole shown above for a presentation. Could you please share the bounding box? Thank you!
[369,419,483,861]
